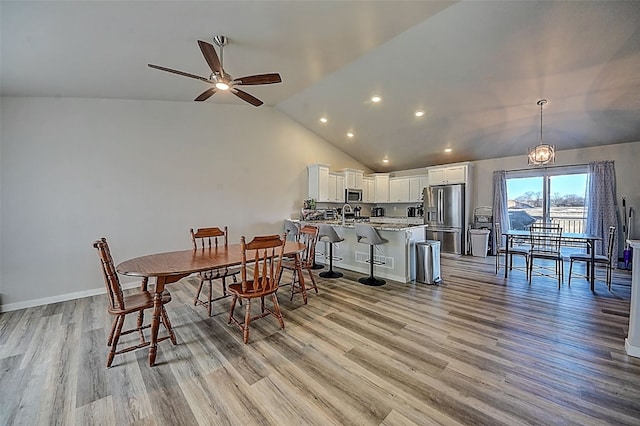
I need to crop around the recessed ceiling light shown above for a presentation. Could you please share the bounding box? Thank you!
[444,148,452,153]
[382,158,389,163]
[415,110,425,117]
[371,96,382,103]
[347,132,354,138]
[320,117,328,123]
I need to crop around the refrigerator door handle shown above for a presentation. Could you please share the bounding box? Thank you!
[438,189,443,224]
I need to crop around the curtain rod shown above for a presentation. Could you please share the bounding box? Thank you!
[506,162,594,173]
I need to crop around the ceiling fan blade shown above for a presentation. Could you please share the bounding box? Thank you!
[197,40,222,74]
[194,88,217,102]
[234,73,282,86]
[233,89,263,107]
[148,64,210,83]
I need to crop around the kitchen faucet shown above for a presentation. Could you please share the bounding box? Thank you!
[342,203,353,226]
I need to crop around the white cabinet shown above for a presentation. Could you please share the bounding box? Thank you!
[374,174,390,203]
[389,177,410,202]
[308,164,330,202]
[336,174,345,202]
[328,172,345,202]
[342,169,364,189]
[362,177,375,203]
[428,165,467,186]
[409,175,429,202]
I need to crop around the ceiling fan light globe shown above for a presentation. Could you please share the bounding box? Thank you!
[215,82,230,91]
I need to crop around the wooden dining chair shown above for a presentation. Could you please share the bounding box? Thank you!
[280,224,319,301]
[528,223,564,288]
[228,234,287,343]
[494,222,529,276]
[93,238,176,367]
[569,226,616,290]
[190,226,240,317]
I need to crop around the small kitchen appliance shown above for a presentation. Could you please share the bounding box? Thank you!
[407,207,417,217]
[372,207,385,217]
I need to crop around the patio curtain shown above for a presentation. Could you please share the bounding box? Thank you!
[585,161,618,259]
[492,170,509,255]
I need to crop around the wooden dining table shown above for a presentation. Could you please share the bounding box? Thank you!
[117,240,306,366]
[502,229,601,291]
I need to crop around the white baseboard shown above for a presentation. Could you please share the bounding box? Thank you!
[626,338,640,358]
[0,281,143,313]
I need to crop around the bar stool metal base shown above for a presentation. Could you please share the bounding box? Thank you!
[358,244,385,286]
[311,261,324,270]
[358,276,386,286]
[320,270,343,279]
[319,243,343,278]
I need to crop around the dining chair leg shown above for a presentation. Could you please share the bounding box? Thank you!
[161,306,177,345]
[207,281,213,317]
[194,280,204,306]
[289,269,298,301]
[222,276,227,297]
[272,293,285,329]
[228,294,238,324]
[307,267,318,294]
[137,311,146,343]
[107,315,125,368]
[107,317,119,346]
[243,299,252,344]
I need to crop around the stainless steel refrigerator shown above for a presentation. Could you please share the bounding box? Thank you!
[423,184,465,255]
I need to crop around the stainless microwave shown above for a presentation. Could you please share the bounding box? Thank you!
[345,188,363,203]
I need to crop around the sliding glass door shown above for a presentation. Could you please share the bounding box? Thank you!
[506,166,588,233]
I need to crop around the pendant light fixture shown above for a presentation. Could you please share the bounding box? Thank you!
[528,99,555,166]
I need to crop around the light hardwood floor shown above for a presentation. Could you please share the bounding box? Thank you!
[1,255,639,425]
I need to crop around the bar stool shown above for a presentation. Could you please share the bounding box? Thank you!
[318,224,344,279]
[354,224,388,286]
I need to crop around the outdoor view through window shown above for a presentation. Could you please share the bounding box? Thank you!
[506,172,588,233]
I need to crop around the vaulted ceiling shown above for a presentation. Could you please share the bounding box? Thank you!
[2,1,640,172]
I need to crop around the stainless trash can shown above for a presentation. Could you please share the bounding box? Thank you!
[470,228,490,257]
[415,240,442,284]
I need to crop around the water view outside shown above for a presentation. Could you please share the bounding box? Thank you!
[507,174,588,233]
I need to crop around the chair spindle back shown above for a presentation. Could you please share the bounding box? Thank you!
[93,238,125,310]
[191,226,228,250]
[241,234,286,294]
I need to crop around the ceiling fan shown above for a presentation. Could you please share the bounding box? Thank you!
[148,36,282,107]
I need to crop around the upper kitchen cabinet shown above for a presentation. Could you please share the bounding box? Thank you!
[328,172,345,203]
[308,164,330,202]
[409,175,429,202]
[363,177,375,203]
[374,174,390,203]
[428,164,469,186]
[389,177,410,202]
[341,169,364,190]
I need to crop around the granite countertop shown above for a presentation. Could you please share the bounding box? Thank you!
[298,219,426,232]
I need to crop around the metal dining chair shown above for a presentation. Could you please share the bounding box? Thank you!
[568,226,616,290]
[494,222,529,276]
[528,223,564,288]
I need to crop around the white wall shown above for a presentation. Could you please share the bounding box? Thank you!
[0,97,366,309]
[471,141,640,240]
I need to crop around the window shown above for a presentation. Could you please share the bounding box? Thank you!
[506,166,588,233]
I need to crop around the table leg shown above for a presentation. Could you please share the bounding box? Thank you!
[590,239,596,292]
[295,253,308,304]
[504,236,510,278]
[149,276,167,367]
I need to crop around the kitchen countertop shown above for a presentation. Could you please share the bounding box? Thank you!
[298,219,426,232]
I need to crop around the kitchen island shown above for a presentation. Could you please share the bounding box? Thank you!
[297,219,426,283]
